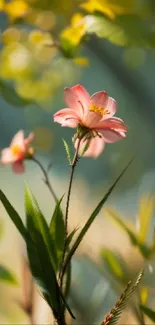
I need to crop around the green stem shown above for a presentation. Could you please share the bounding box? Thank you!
[59,139,81,288]
[32,157,58,204]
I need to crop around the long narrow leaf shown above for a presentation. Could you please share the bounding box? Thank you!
[25,184,57,269]
[101,270,144,325]
[106,209,152,258]
[66,228,79,249]
[140,305,155,322]
[100,249,124,281]
[50,196,65,266]
[64,263,72,299]
[26,229,62,318]
[62,159,133,277]
[0,189,27,240]
[138,195,154,243]
[25,188,62,314]
[106,209,138,245]
[25,185,75,319]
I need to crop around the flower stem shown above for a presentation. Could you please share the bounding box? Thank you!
[59,139,81,288]
[32,157,58,204]
[65,139,81,238]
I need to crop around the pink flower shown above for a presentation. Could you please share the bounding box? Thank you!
[1,130,34,173]
[53,84,127,158]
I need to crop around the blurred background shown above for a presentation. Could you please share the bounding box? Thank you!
[0,0,155,324]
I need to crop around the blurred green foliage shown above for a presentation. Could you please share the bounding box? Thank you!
[0,0,155,109]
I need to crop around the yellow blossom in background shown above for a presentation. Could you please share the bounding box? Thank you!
[4,0,29,20]
[0,0,4,10]
[16,79,53,101]
[60,13,86,47]
[25,9,56,31]
[29,30,45,44]
[0,43,32,79]
[2,28,21,45]
[28,30,53,46]
[81,0,135,20]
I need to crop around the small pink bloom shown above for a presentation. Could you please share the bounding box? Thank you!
[1,130,34,173]
[54,84,127,158]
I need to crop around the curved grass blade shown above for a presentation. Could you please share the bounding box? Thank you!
[64,263,72,299]
[25,184,57,269]
[25,185,75,319]
[140,305,155,322]
[66,228,79,249]
[106,209,152,258]
[50,195,65,266]
[62,158,133,278]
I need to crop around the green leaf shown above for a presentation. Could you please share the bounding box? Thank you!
[50,196,65,266]
[28,232,75,319]
[0,79,34,107]
[138,195,154,243]
[140,305,155,322]
[85,14,155,48]
[66,228,79,249]
[101,270,144,325]
[100,249,124,281]
[25,184,57,269]
[0,265,18,285]
[106,209,152,258]
[64,263,72,299]
[106,209,138,245]
[0,189,27,240]
[25,185,75,319]
[62,158,133,278]
[62,138,72,165]
[26,229,62,316]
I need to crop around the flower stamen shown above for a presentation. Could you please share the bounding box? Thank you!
[11,145,21,156]
[89,103,110,116]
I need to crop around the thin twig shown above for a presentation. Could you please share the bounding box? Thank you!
[59,139,81,288]
[32,157,58,204]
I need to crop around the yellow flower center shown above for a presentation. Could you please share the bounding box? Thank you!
[11,145,21,156]
[89,103,110,116]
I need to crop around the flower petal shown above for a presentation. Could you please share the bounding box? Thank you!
[12,161,25,174]
[71,84,90,111]
[10,130,25,150]
[82,110,102,128]
[91,91,108,106]
[64,84,90,116]
[103,96,117,119]
[53,108,80,128]
[101,129,126,143]
[1,148,15,164]
[74,136,105,158]
[91,91,116,119]
[97,117,128,132]
[24,132,34,147]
